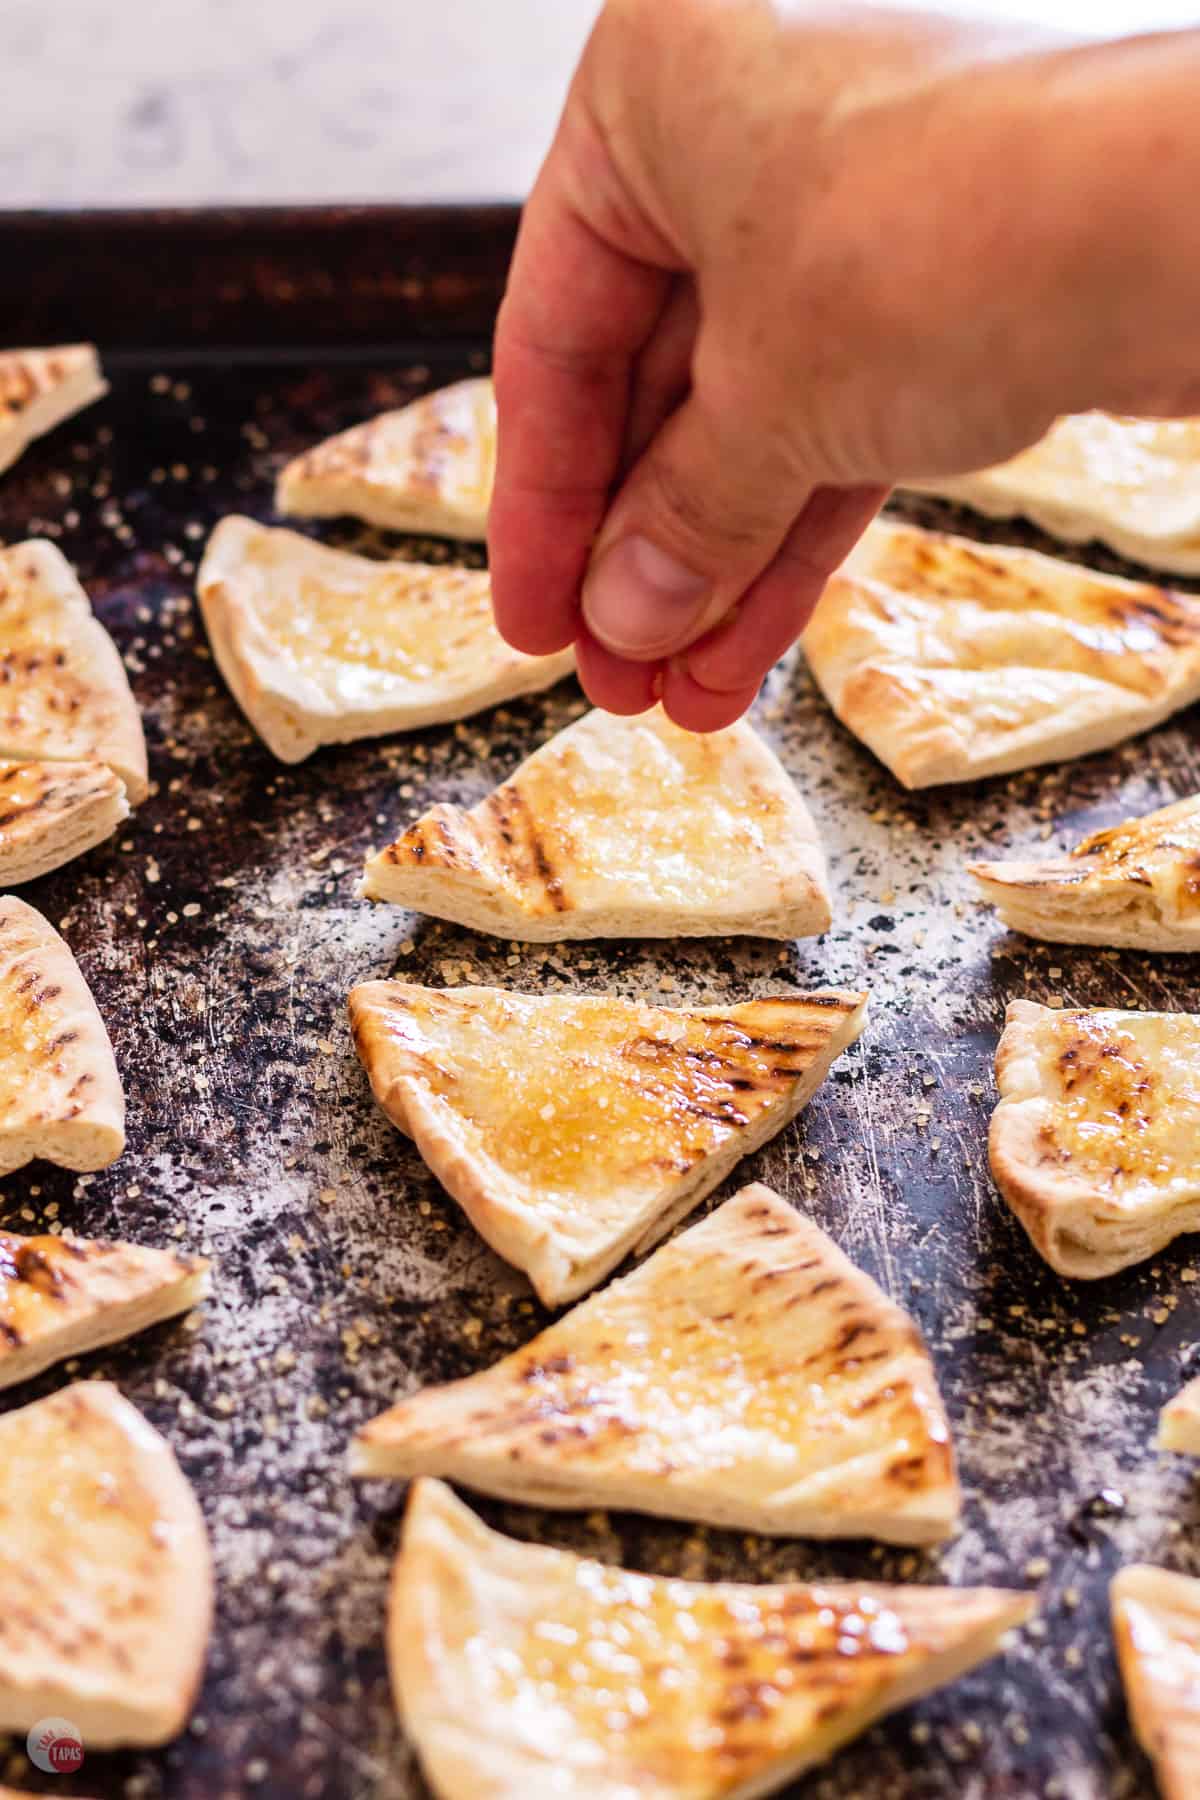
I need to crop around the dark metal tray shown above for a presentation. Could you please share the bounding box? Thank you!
[1,204,1192,1800]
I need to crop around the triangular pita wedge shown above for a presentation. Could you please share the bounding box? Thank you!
[989,998,1200,1278]
[0,1229,209,1391]
[906,413,1200,576]
[353,1182,958,1543]
[1159,1377,1200,1454]
[0,345,107,478]
[0,758,128,885]
[0,1382,212,1747]
[276,377,495,538]
[0,897,124,1173]
[0,541,147,803]
[348,984,866,1306]
[803,518,1200,787]
[360,706,832,940]
[971,794,1200,950]
[391,1478,1033,1800]
[197,516,572,762]
[1113,1565,1200,1800]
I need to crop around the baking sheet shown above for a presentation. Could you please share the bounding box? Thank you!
[1,207,1195,1799]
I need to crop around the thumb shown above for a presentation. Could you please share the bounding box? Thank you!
[580,369,809,661]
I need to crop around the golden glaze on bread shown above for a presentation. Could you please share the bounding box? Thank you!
[0,541,147,803]
[0,1230,209,1390]
[349,985,866,1305]
[0,1383,212,1747]
[804,519,1200,787]
[361,707,833,940]
[907,413,1200,575]
[989,999,1200,1277]
[197,516,572,761]
[1113,1566,1200,1800]
[353,1183,957,1543]
[391,1478,1033,1800]
[0,897,124,1174]
[0,346,107,478]
[276,377,496,538]
[971,794,1200,949]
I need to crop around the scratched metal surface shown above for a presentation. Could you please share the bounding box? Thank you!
[3,326,1200,1799]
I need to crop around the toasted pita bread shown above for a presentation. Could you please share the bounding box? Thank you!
[0,897,124,1174]
[1113,1565,1200,1800]
[0,1230,208,1391]
[392,1477,1033,1800]
[803,518,1200,788]
[989,999,1200,1278]
[907,413,1200,576]
[1159,1377,1200,1454]
[361,706,832,940]
[0,346,107,478]
[196,516,572,762]
[0,541,147,804]
[0,759,128,886]
[349,985,866,1306]
[353,1181,957,1543]
[276,377,495,538]
[0,1382,212,1746]
[971,794,1200,950]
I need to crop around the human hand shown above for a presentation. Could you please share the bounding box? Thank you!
[489,0,1200,729]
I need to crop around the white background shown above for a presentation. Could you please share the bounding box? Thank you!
[1,0,1196,206]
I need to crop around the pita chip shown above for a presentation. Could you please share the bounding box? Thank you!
[391,1477,1033,1800]
[0,1382,212,1747]
[360,706,832,940]
[1113,1565,1200,1800]
[349,984,866,1306]
[0,345,107,478]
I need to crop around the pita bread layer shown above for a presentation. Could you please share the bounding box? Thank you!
[197,516,572,762]
[0,759,128,886]
[391,1478,1033,1800]
[990,999,1200,1278]
[0,540,147,803]
[0,1382,213,1747]
[276,377,496,538]
[803,518,1200,788]
[1113,1565,1200,1800]
[349,984,866,1306]
[0,1230,209,1391]
[906,413,1200,576]
[361,706,833,941]
[0,345,107,479]
[353,1182,958,1544]
[1159,1376,1200,1454]
[0,896,124,1174]
[971,794,1200,950]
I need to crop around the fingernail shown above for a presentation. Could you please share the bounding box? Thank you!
[582,535,709,657]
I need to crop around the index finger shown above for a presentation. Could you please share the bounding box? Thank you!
[489,109,672,657]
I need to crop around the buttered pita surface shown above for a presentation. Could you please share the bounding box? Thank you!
[990,999,1200,1278]
[1159,1376,1200,1454]
[971,793,1200,951]
[348,984,866,1306]
[907,413,1200,575]
[0,758,128,887]
[0,1382,212,1747]
[0,897,124,1174]
[1113,1565,1200,1800]
[353,1182,957,1543]
[0,345,107,478]
[391,1478,1033,1800]
[276,376,496,538]
[361,705,833,940]
[197,515,573,762]
[0,1229,209,1391]
[0,539,147,803]
[803,518,1200,787]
